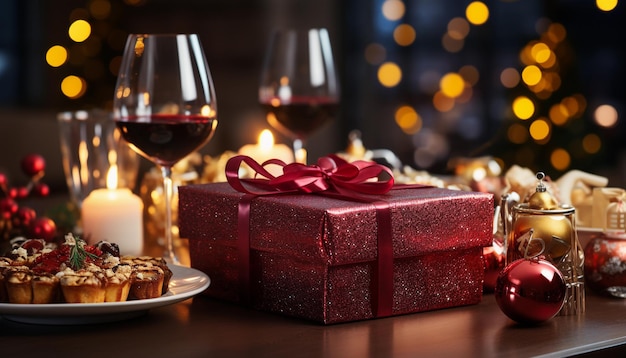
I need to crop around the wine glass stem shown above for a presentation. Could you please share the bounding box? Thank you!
[293,138,307,164]
[161,165,180,265]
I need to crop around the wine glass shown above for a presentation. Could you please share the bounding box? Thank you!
[113,34,218,264]
[259,28,339,164]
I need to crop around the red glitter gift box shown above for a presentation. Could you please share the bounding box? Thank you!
[179,178,494,324]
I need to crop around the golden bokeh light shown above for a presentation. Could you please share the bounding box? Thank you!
[594,104,619,127]
[378,62,402,87]
[382,0,405,21]
[394,24,416,46]
[465,1,489,26]
[61,75,87,99]
[538,50,557,69]
[550,148,571,171]
[512,96,535,120]
[439,73,465,98]
[447,17,470,40]
[46,45,68,67]
[69,19,92,42]
[582,134,602,154]
[596,0,618,11]
[395,105,423,134]
[522,65,542,86]
[531,42,551,64]
[529,118,551,141]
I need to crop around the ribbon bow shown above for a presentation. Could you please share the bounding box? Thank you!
[225,154,395,197]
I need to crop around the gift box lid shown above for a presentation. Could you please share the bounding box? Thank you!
[179,182,494,266]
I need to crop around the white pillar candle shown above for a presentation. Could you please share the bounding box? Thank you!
[239,129,294,176]
[81,166,143,255]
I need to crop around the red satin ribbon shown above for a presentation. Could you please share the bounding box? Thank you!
[226,154,397,317]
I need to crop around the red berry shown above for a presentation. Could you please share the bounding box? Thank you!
[0,198,18,215]
[29,217,57,242]
[33,183,50,197]
[8,187,18,199]
[15,186,29,199]
[0,173,7,186]
[21,154,46,177]
[16,206,37,227]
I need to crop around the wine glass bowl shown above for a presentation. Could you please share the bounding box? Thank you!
[259,28,339,163]
[113,34,217,264]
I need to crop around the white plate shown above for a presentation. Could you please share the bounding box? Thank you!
[0,265,210,325]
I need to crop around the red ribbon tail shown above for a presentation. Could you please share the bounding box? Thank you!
[237,194,254,305]
[373,201,394,317]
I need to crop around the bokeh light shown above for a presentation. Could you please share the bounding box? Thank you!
[500,68,520,88]
[447,17,470,40]
[442,33,464,53]
[512,96,535,120]
[395,105,423,134]
[439,73,465,98]
[61,75,87,99]
[68,19,92,42]
[594,104,619,127]
[550,148,571,171]
[378,62,402,87]
[582,134,602,154]
[46,45,68,67]
[465,1,489,26]
[382,0,405,21]
[596,0,618,11]
[433,91,455,112]
[522,65,542,86]
[394,24,416,46]
[529,118,551,141]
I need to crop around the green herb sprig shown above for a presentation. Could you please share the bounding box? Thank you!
[68,236,99,270]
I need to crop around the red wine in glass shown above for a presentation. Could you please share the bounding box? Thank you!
[259,28,339,163]
[113,34,217,264]
[116,114,218,167]
[260,96,338,141]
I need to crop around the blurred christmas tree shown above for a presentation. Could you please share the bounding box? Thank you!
[488,20,605,179]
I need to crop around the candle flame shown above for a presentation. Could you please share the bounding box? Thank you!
[258,129,275,150]
[106,165,118,190]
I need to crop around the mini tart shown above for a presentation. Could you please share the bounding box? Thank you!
[103,264,132,302]
[122,256,172,295]
[4,266,33,304]
[31,273,60,304]
[57,267,106,303]
[128,265,165,300]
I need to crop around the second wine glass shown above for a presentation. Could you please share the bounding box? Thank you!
[113,34,218,264]
[259,28,340,164]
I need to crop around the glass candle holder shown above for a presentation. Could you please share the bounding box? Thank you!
[57,110,139,210]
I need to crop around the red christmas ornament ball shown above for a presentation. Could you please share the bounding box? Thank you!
[28,216,57,242]
[495,258,566,324]
[21,154,46,177]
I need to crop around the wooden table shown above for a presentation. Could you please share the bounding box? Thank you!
[2,290,626,358]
